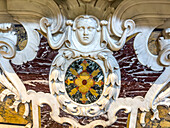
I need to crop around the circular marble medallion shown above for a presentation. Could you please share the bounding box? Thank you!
[65,59,104,104]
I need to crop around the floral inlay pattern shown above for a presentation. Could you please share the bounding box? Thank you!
[65,59,104,104]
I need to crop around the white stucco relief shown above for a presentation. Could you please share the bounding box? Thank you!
[0,0,169,128]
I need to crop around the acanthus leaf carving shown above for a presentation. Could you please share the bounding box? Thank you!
[134,26,164,71]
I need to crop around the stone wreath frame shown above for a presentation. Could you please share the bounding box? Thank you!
[0,0,169,128]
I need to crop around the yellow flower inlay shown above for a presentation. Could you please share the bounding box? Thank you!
[65,59,104,104]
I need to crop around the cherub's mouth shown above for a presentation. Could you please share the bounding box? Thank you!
[83,37,89,40]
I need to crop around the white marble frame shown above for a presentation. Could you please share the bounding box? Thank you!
[49,49,121,117]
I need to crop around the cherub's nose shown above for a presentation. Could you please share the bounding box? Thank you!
[83,28,89,35]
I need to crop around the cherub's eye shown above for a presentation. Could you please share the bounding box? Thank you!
[88,27,94,31]
[78,27,84,31]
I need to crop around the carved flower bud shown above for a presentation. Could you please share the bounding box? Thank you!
[100,20,108,26]
[52,82,64,95]
[88,106,100,115]
[158,36,170,66]
[104,86,117,100]
[97,98,109,110]
[50,69,59,82]
[106,72,119,86]
[53,55,66,70]
[104,57,119,72]
[41,17,52,27]
[0,23,12,31]
[98,52,108,60]
[57,95,70,106]
[67,104,78,113]
[163,28,170,39]
[66,20,73,26]
[64,50,73,59]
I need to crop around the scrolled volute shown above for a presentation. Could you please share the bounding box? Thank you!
[40,17,73,50]
[101,19,135,51]
[158,28,170,66]
[0,23,17,59]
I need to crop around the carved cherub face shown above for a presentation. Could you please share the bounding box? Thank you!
[76,18,97,45]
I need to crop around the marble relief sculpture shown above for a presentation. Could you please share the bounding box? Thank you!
[47,15,123,116]
[0,0,169,128]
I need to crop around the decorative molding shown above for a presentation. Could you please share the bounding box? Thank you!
[0,0,169,128]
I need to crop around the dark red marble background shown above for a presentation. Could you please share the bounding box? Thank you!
[12,35,162,128]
